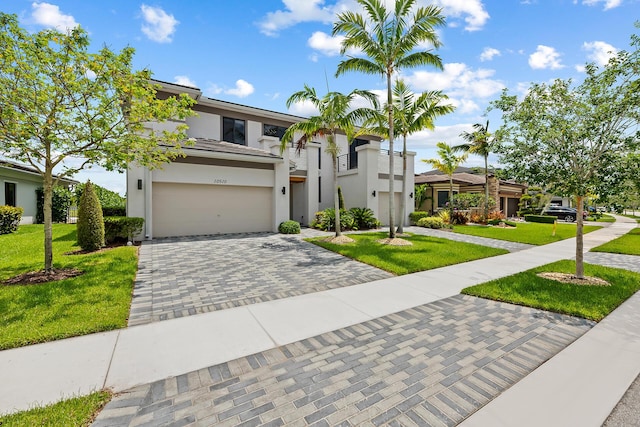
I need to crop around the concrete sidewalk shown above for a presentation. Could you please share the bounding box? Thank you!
[0,216,636,423]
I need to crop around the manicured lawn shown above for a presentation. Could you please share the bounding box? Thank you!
[0,391,111,426]
[308,232,508,275]
[462,260,640,321]
[0,224,137,350]
[586,214,615,222]
[591,227,640,255]
[452,222,601,245]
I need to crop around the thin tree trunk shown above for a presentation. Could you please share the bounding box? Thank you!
[575,195,584,279]
[332,152,342,237]
[396,134,407,234]
[44,161,53,273]
[484,154,489,219]
[387,74,395,239]
[449,175,453,212]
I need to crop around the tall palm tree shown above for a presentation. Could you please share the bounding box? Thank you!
[423,142,467,210]
[392,79,454,233]
[455,120,493,219]
[281,85,379,242]
[333,0,445,239]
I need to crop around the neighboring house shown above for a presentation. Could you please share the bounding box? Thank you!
[127,80,415,239]
[0,160,78,224]
[415,166,526,217]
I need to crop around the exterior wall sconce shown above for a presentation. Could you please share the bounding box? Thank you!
[137,179,143,190]
[371,190,376,197]
[409,192,413,198]
[281,186,286,195]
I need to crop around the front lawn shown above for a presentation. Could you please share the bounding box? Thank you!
[308,232,508,275]
[586,214,615,222]
[462,260,640,321]
[452,222,601,245]
[0,224,137,350]
[591,227,640,256]
[0,391,111,426]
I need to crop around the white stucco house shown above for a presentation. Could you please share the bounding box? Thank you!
[127,80,415,239]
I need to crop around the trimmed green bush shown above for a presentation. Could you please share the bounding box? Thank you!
[77,181,104,251]
[349,207,380,230]
[409,211,430,224]
[104,216,144,243]
[36,186,73,223]
[416,216,446,229]
[525,214,557,224]
[102,207,126,217]
[488,218,518,227]
[311,208,356,231]
[0,205,23,234]
[278,220,301,234]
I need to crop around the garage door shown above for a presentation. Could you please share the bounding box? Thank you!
[152,182,273,237]
[378,192,403,227]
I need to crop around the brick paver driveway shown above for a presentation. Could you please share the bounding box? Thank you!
[128,232,392,326]
[96,295,594,426]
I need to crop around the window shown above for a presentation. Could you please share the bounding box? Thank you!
[437,190,457,208]
[222,117,246,145]
[4,182,16,206]
[263,124,288,140]
[318,177,322,203]
[348,138,368,169]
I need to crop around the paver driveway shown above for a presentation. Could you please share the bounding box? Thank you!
[128,232,393,326]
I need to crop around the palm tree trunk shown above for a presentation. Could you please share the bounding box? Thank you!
[332,153,342,237]
[575,195,584,279]
[484,154,489,219]
[449,175,453,212]
[387,73,395,239]
[396,134,407,234]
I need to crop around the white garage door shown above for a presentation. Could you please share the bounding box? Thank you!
[152,182,273,238]
[378,192,403,227]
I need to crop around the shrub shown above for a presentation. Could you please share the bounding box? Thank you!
[451,193,483,210]
[311,208,356,231]
[338,186,345,210]
[36,186,73,223]
[75,182,125,215]
[102,206,126,217]
[77,181,104,251]
[416,216,446,229]
[437,209,450,224]
[0,205,23,234]
[488,218,517,227]
[409,211,430,224]
[278,220,301,234]
[349,207,380,230]
[525,214,557,224]
[487,211,506,221]
[450,211,469,225]
[469,213,486,224]
[104,216,145,243]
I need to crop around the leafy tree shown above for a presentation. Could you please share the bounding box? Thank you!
[75,182,125,209]
[423,142,467,210]
[491,29,639,278]
[36,186,73,223]
[455,120,493,219]
[414,183,430,210]
[281,85,378,241]
[334,0,445,239]
[0,14,196,273]
[77,181,104,251]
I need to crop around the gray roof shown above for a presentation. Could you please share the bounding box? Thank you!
[186,138,281,159]
[0,160,79,184]
[415,172,486,185]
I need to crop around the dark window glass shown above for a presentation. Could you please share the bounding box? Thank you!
[437,190,458,208]
[4,182,16,206]
[263,124,288,139]
[348,139,368,169]
[318,177,322,203]
[223,117,246,145]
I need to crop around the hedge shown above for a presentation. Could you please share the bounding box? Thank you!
[0,205,23,234]
[278,220,301,234]
[525,214,557,224]
[409,211,430,224]
[36,186,72,223]
[102,206,126,217]
[104,216,145,243]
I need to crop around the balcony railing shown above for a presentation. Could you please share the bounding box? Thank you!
[337,153,358,172]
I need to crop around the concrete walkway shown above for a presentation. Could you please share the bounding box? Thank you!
[0,216,637,425]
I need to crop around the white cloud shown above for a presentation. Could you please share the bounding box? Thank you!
[448,98,480,114]
[579,0,623,10]
[528,45,564,69]
[308,31,344,56]
[225,80,255,98]
[406,63,504,99]
[140,4,178,43]
[288,100,319,116]
[31,2,78,32]
[479,47,500,62]
[258,0,335,36]
[174,76,197,88]
[434,0,490,31]
[582,40,618,66]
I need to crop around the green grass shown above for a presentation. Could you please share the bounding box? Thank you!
[308,232,508,275]
[462,260,640,321]
[452,222,601,245]
[586,214,615,222]
[591,227,640,255]
[0,391,111,426]
[0,224,137,350]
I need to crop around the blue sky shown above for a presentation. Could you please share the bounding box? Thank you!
[3,0,638,194]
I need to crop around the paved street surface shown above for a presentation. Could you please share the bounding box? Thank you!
[94,295,593,426]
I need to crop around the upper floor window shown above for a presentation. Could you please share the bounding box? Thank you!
[223,117,246,145]
[348,138,368,169]
[263,124,288,140]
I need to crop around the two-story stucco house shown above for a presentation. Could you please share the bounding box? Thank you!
[127,80,415,239]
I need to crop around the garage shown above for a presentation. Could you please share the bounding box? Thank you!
[152,182,273,238]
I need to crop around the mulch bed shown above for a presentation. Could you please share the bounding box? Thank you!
[3,268,84,286]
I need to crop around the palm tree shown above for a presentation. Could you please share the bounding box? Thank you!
[455,120,493,219]
[333,0,445,239]
[392,79,454,233]
[423,142,467,210]
[281,85,379,242]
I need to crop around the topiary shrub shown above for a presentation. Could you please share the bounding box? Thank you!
[77,181,104,251]
[450,211,469,225]
[416,216,446,229]
[279,220,301,234]
[310,208,356,231]
[104,216,145,243]
[36,186,72,223]
[409,211,430,225]
[525,214,557,224]
[0,205,23,234]
[488,218,517,227]
[349,207,380,230]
